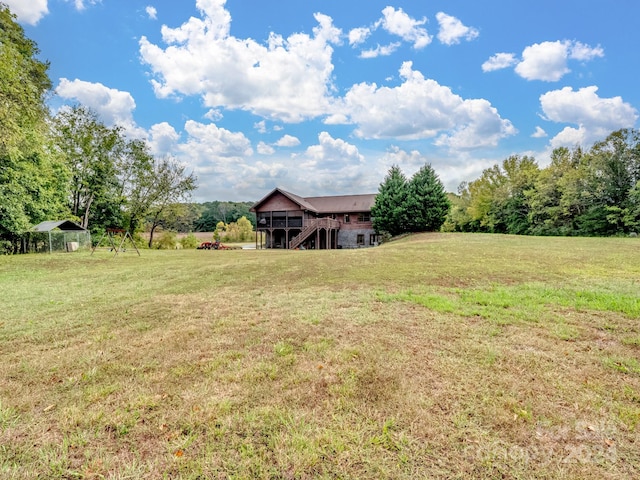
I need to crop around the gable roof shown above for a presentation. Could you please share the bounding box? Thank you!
[31,220,86,232]
[251,187,318,213]
[251,187,376,214]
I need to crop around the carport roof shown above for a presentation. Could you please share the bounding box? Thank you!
[31,220,87,232]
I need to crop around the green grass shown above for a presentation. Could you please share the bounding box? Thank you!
[1,233,640,479]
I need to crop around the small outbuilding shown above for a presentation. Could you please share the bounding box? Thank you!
[27,220,91,254]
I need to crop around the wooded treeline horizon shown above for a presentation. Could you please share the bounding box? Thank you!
[443,128,640,237]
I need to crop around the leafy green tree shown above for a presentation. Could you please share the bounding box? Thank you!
[0,4,51,155]
[51,105,124,230]
[145,203,199,244]
[576,129,640,235]
[0,5,69,253]
[120,144,196,246]
[463,156,538,234]
[225,216,254,242]
[623,181,640,232]
[496,155,539,234]
[213,221,225,241]
[193,201,256,231]
[442,185,478,232]
[405,164,450,232]
[435,129,640,237]
[528,147,580,235]
[371,165,410,236]
[466,165,507,232]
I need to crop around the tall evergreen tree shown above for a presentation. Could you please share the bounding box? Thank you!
[371,165,409,236]
[405,164,450,232]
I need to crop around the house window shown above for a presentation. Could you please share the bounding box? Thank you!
[357,213,370,223]
[370,234,378,245]
[344,214,350,223]
[357,234,364,246]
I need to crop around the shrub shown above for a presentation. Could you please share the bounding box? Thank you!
[180,233,198,249]
[155,231,177,249]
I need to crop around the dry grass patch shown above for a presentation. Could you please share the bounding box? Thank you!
[1,233,639,479]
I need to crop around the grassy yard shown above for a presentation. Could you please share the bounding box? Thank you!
[1,233,639,479]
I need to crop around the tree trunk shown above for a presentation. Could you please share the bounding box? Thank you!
[81,194,94,229]
[149,222,158,248]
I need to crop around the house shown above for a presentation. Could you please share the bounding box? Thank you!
[250,188,379,249]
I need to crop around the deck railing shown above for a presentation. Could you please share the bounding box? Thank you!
[288,218,340,249]
[257,217,303,229]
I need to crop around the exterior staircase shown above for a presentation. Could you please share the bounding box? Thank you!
[289,218,340,249]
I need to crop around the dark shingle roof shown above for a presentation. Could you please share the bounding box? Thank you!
[304,194,376,213]
[251,188,376,213]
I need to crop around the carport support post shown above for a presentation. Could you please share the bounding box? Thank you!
[48,230,52,254]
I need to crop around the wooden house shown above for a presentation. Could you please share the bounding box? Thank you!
[250,188,379,249]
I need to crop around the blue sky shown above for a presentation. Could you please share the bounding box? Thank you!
[9,0,640,201]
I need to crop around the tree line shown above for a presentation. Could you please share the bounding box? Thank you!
[0,5,196,253]
[444,129,640,236]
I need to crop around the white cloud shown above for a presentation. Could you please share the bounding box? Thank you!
[515,41,571,81]
[482,40,604,82]
[171,119,257,199]
[549,126,588,149]
[55,78,139,132]
[140,2,342,123]
[146,5,157,20]
[435,12,479,45]
[377,6,432,49]
[434,153,499,192]
[257,141,275,155]
[67,0,100,11]
[531,126,547,138]
[343,62,516,149]
[482,53,517,72]
[148,122,179,156]
[180,120,253,162]
[376,146,498,193]
[323,113,349,125]
[166,125,371,200]
[569,41,604,61]
[283,132,369,194]
[275,135,300,147]
[360,42,401,59]
[348,27,370,46]
[379,146,427,171]
[204,109,223,121]
[148,119,293,201]
[254,121,267,134]
[540,86,638,147]
[300,132,364,169]
[484,40,604,81]
[5,0,102,24]
[4,0,48,25]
